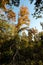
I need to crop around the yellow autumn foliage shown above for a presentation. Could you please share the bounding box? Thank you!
[17,6,30,29]
[20,6,29,16]
[7,10,16,21]
[0,0,9,11]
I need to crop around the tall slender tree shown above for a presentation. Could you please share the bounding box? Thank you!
[16,6,30,32]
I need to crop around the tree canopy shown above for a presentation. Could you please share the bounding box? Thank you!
[0,0,43,18]
[29,0,43,18]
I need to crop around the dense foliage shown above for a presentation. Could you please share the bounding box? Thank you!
[0,18,43,65]
[0,30,43,65]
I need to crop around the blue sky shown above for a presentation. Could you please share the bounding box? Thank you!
[7,0,43,32]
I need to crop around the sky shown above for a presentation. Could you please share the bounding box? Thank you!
[12,0,43,32]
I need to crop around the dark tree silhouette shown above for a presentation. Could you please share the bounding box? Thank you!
[29,0,43,18]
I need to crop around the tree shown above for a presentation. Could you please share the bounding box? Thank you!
[7,10,16,21]
[0,6,30,65]
[38,32,43,41]
[0,0,19,22]
[0,0,20,10]
[29,0,43,18]
[0,19,17,45]
[0,0,43,18]
[16,6,30,32]
[28,28,38,42]
[0,6,30,48]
